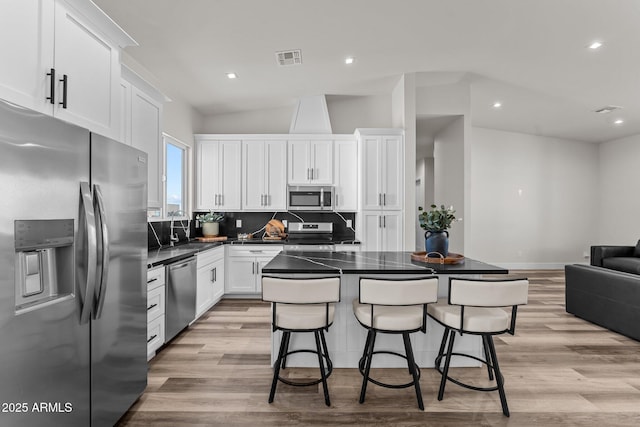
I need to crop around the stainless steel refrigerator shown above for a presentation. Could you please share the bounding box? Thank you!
[0,99,148,426]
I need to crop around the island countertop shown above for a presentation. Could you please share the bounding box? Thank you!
[261,251,507,275]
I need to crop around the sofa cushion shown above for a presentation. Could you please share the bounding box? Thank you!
[635,239,640,257]
[602,257,640,275]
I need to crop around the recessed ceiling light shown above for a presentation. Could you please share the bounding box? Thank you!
[492,102,502,108]
[614,119,624,125]
[345,56,355,65]
[226,73,237,79]
[588,41,603,50]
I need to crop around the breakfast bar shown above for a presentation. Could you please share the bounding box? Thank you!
[262,250,507,368]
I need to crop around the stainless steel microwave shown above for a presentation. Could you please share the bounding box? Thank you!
[287,186,333,211]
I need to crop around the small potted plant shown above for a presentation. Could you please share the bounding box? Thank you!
[418,204,456,257]
[195,211,224,237]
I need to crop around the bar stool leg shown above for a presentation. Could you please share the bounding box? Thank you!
[314,330,331,406]
[402,332,424,410]
[437,329,456,401]
[482,334,494,381]
[360,330,373,370]
[269,331,288,403]
[280,331,291,369]
[435,326,450,368]
[359,329,377,404]
[319,329,332,371]
[487,335,509,416]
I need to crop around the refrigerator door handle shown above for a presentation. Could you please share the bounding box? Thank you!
[93,184,110,319]
[79,181,97,325]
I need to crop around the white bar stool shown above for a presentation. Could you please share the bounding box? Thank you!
[427,277,529,417]
[352,276,439,410]
[262,276,340,406]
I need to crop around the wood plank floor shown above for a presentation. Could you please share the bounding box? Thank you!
[117,270,640,426]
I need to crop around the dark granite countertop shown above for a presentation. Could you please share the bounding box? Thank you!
[147,238,361,268]
[147,242,224,268]
[262,251,508,275]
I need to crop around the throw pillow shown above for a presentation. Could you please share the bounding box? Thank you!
[635,239,640,257]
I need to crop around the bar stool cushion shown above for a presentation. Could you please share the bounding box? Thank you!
[427,299,510,333]
[275,303,336,330]
[352,299,425,331]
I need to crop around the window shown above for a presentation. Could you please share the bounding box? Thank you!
[163,134,189,217]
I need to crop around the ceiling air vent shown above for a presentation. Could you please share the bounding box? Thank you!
[594,105,622,114]
[276,49,302,67]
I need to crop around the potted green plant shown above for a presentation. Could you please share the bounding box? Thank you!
[195,211,224,237]
[418,204,456,257]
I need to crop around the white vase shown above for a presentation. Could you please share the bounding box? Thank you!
[202,222,219,237]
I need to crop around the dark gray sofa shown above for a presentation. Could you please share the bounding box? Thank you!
[565,240,640,341]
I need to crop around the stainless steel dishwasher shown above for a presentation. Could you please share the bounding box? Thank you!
[165,256,197,342]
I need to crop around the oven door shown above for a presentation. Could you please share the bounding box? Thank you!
[288,187,333,211]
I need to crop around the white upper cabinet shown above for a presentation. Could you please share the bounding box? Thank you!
[0,0,54,114]
[287,139,333,185]
[195,138,242,211]
[0,0,135,139]
[358,130,404,211]
[243,140,286,211]
[121,67,165,210]
[334,139,358,211]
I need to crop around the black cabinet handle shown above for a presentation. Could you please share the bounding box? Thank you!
[46,68,55,104]
[147,303,158,311]
[147,334,157,343]
[147,277,158,284]
[59,74,68,109]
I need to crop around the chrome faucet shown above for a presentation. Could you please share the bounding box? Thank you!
[169,210,185,246]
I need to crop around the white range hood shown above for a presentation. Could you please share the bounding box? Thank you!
[289,95,332,134]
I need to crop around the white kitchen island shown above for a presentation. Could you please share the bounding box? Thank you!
[261,251,508,368]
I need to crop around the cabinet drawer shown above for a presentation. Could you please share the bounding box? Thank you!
[147,314,165,359]
[227,245,283,257]
[147,285,165,322]
[197,246,224,267]
[147,266,165,290]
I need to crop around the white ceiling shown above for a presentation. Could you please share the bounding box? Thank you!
[94,0,640,143]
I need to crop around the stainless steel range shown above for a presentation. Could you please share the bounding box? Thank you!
[285,222,335,251]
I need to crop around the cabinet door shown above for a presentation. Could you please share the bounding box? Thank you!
[381,212,403,251]
[0,0,54,114]
[131,86,162,209]
[196,141,219,210]
[242,141,266,210]
[54,1,120,138]
[381,135,403,210]
[219,141,241,211]
[265,140,287,210]
[211,258,225,302]
[225,257,257,293]
[360,212,382,252]
[360,136,382,210]
[334,140,357,211]
[288,140,311,184]
[310,140,333,184]
[196,263,215,318]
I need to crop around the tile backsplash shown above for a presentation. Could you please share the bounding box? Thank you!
[147,211,357,249]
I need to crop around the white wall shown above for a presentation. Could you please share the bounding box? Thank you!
[433,117,465,254]
[598,134,640,245]
[392,74,417,250]
[469,127,599,268]
[198,105,292,134]
[198,95,392,134]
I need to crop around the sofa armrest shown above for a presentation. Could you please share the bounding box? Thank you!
[591,245,634,267]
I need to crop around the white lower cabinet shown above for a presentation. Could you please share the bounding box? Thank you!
[195,246,225,319]
[147,265,166,360]
[225,245,283,294]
